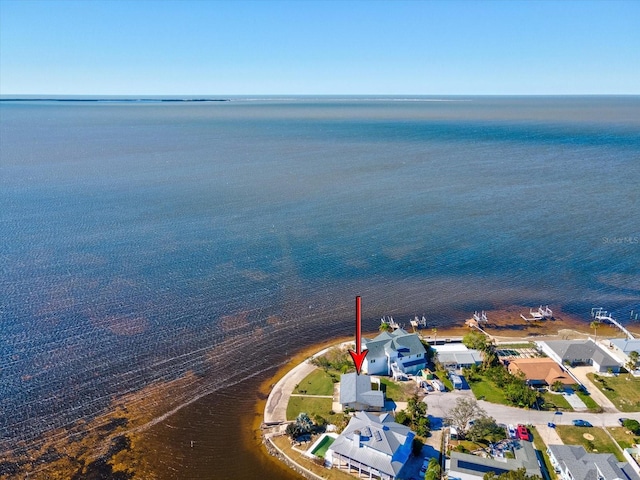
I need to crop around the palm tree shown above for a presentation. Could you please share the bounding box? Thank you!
[432,327,438,345]
[379,322,391,332]
[590,320,601,341]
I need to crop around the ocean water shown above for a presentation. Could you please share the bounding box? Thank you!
[1,96,639,478]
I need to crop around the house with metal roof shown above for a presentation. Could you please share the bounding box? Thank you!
[539,340,621,373]
[362,329,427,377]
[339,373,385,411]
[547,444,640,480]
[433,344,483,371]
[326,411,415,480]
[608,339,640,374]
[448,440,542,480]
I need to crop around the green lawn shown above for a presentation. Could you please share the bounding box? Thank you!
[468,377,509,404]
[529,426,557,480]
[293,369,335,396]
[555,426,624,461]
[606,427,640,450]
[496,343,536,349]
[286,396,333,421]
[574,389,601,412]
[378,377,416,402]
[587,373,640,412]
[541,391,573,411]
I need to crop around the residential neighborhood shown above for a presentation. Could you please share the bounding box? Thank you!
[264,321,640,480]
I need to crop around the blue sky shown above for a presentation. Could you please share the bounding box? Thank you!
[0,0,638,95]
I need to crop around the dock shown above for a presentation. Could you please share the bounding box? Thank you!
[591,307,635,340]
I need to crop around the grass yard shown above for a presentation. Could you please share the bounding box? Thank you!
[574,389,601,412]
[497,343,536,349]
[378,377,416,402]
[286,396,334,421]
[587,373,640,412]
[529,426,557,480]
[555,426,624,461]
[606,427,640,450]
[541,391,573,411]
[467,376,509,405]
[272,435,355,480]
[293,369,335,396]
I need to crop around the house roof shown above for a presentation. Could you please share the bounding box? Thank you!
[508,358,575,385]
[610,339,640,356]
[435,347,483,366]
[544,340,619,368]
[450,440,541,479]
[339,373,385,408]
[330,411,414,476]
[364,329,426,359]
[547,444,640,480]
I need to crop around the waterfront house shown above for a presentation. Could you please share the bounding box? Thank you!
[608,339,640,374]
[361,329,427,377]
[448,440,542,480]
[547,444,640,480]
[339,373,385,412]
[326,411,415,480]
[538,340,621,373]
[433,343,483,371]
[507,358,576,387]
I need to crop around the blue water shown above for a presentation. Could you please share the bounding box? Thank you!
[1,96,639,472]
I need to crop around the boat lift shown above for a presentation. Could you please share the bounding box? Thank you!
[520,305,553,322]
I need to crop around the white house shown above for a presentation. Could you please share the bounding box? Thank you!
[608,339,640,374]
[433,343,483,371]
[327,411,415,480]
[339,373,385,411]
[362,329,427,377]
[449,440,541,480]
[538,340,621,373]
[547,444,640,480]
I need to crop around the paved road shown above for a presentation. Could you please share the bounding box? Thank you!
[423,389,640,428]
[264,360,317,424]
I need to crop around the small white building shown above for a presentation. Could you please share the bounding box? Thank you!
[433,343,483,371]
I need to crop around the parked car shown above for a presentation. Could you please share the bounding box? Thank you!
[572,419,592,427]
[517,424,529,440]
[619,418,630,426]
[547,422,556,428]
[420,460,430,475]
[507,424,517,439]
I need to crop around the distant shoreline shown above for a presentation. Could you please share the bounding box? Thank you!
[0,98,230,102]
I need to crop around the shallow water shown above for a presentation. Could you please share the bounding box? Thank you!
[1,96,639,477]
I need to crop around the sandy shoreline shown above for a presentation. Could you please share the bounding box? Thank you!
[255,307,640,477]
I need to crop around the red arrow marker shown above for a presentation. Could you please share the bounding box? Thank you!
[349,296,369,375]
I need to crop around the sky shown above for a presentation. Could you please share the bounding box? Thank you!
[0,0,638,95]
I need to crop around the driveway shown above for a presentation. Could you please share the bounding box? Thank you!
[567,366,619,413]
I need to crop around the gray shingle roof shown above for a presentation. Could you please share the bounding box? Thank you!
[450,440,541,479]
[544,340,619,367]
[548,444,640,480]
[339,373,385,408]
[330,411,414,476]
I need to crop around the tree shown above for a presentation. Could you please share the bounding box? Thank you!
[622,419,640,434]
[424,457,441,480]
[445,397,487,439]
[590,320,600,341]
[399,394,431,437]
[504,381,539,408]
[484,467,542,480]
[626,351,639,375]
[467,416,506,443]
[379,322,392,332]
[551,380,565,392]
[432,328,438,344]
[463,331,492,352]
